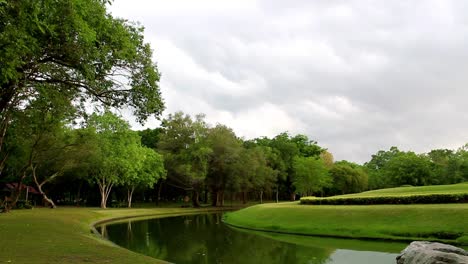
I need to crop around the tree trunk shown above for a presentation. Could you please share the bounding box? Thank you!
[260,190,263,204]
[192,190,200,208]
[276,186,279,203]
[127,186,135,208]
[9,173,26,209]
[212,190,218,207]
[220,190,225,206]
[98,182,113,209]
[204,187,208,203]
[31,166,56,208]
[157,180,163,205]
[290,192,296,201]
[76,181,83,206]
[242,190,247,204]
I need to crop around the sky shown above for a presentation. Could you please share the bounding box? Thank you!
[109,0,468,163]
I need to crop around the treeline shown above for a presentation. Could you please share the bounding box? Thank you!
[365,146,468,189]
[2,103,468,210]
[2,106,468,210]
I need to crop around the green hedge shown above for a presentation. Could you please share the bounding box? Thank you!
[300,193,468,205]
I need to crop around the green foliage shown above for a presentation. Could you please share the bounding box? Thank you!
[0,0,163,122]
[85,111,163,208]
[329,161,368,194]
[206,124,242,194]
[300,193,468,205]
[383,152,433,187]
[301,182,468,205]
[292,156,330,196]
[158,112,211,190]
[14,200,33,209]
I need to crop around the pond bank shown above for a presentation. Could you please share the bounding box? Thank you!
[223,202,468,246]
[0,207,231,264]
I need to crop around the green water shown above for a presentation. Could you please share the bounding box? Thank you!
[99,212,405,264]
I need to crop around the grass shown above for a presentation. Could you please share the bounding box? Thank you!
[223,202,468,246]
[0,206,228,264]
[300,182,468,204]
[323,182,468,198]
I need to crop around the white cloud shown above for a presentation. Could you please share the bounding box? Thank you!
[109,0,468,163]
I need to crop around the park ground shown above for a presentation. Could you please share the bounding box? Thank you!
[1,184,467,263]
[224,183,468,246]
[0,207,228,264]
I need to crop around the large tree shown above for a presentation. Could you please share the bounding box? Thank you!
[1,88,87,210]
[158,112,212,207]
[86,111,143,208]
[329,161,368,195]
[383,152,433,187]
[206,125,242,207]
[0,0,164,172]
[292,156,330,197]
[121,146,165,208]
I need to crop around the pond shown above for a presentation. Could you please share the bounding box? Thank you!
[98,212,406,264]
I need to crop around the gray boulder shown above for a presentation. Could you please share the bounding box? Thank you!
[397,241,468,264]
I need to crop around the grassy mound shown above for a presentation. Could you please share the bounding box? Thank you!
[0,207,225,264]
[223,202,468,245]
[301,183,468,205]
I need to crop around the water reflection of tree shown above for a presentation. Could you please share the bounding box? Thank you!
[104,213,334,264]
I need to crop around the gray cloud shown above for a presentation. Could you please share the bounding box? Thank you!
[111,0,468,163]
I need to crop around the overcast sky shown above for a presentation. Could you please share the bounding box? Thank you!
[109,0,468,163]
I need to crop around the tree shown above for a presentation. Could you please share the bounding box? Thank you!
[383,152,433,187]
[1,88,88,210]
[206,125,242,206]
[291,134,323,157]
[158,112,212,207]
[139,128,163,149]
[365,146,402,189]
[329,161,368,195]
[86,111,142,208]
[230,146,276,204]
[292,157,330,196]
[0,0,164,173]
[269,133,299,200]
[121,147,165,208]
[427,149,454,184]
[320,150,334,169]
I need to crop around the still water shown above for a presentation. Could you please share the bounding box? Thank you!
[98,212,405,264]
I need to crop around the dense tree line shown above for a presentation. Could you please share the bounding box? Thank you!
[2,107,468,210]
[366,146,468,189]
[1,0,467,211]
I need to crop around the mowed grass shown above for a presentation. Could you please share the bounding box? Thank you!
[0,207,226,264]
[223,202,468,245]
[324,182,468,198]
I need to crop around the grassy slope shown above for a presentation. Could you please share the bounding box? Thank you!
[0,207,225,264]
[224,202,468,245]
[304,183,468,200]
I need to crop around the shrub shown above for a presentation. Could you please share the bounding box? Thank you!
[15,200,33,209]
[300,193,468,205]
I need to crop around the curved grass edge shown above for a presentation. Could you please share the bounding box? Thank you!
[0,207,232,264]
[223,216,463,246]
[90,209,227,237]
[223,203,468,247]
[300,193,468,205]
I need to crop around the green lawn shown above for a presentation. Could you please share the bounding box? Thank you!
[300,182,468,205]
[326,182,468,198]
[0,207,226,264]
[223,202,468,246]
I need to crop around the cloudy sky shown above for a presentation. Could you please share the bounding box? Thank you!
[109,0,468,163]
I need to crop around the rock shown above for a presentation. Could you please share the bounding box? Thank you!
[396,241,468,264]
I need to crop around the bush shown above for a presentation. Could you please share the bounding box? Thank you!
[15,200,33,209]
[300,193,468,205]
